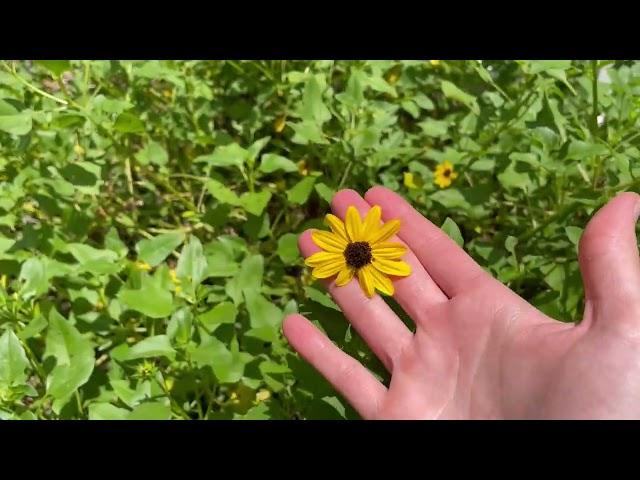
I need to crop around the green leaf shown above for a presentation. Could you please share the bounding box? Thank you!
[110,379,150,408]
[314,183,334,203]
[119,276,174,319]
[199,302,238,332]
[0,236,15,254]
[441,80,480,115]
[365,75,397,96]
[136,231,185,267]
[505,236,518,257]
[67,243,120,275]
[128,402,172,420]
[441,217,464,247]
[336,69,365,108]
[176,236,208,287]
[565,226,583,245]
[0,329,29,387]
[127,335,176,361]
[244,290,283,342]
[18,314,48,341]
[259,154,297,173]
[304,286,340,311]
[167,308,193,344]
[290,120,327,145]
[234,402,270,420]
[18,258,48,299]
[419,119,449,137]
[207,179,241,205]
[247,136,271,163]
[277,233,300,264]
[45,309,95,410]
[190,335,252,384]
[238,254,264,294]
[527,60,572,74]
[113,112,145,134]
[135,141,168,166]
[51,113,86,129]
[240,190,272,216]
[205,242,240,278]
[0,111,32,135]
[431,188,469,210]
[287,176,317,205]
[196,143,248,169]
[88,402,130,420]
[300,76,331,125]
[36,60,71,76]
[566,140,608,160]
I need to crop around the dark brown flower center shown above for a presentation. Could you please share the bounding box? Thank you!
[344,241,372,269]
[443,168,452,178]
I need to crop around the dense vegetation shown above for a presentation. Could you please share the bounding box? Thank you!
[0,60,637,419]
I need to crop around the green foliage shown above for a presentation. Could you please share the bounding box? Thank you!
[0,59,637,419]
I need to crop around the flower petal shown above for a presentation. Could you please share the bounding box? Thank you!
[357,265,376,298]
[367,219,401,245]
[345,206,363,242]
[372,258,411,277]
[369,266,395,296]
[371,242,407,259]
[311,230,348,253]
[335,266,355,286]
[305,251,344,267]
[324,214,349,242]
[313,260,346,279]
[362,205,381,236]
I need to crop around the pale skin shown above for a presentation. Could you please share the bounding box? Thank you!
[283,186,640,419]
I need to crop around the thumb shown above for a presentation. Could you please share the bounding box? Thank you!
[578,192,640,327]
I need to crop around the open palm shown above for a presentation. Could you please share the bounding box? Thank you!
[283,186,640,419]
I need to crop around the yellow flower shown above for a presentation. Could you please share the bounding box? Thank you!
[430,60,441,66]
[73,144,85,156]
[274,115,286,133]
[169,268,181,284]
[434,160,458,189]
[307,206,411,298]
[0,275,6,289]
[297,160,309,176]
[134,260,152,271]
[255,389,271,403]
[403,172,419,189]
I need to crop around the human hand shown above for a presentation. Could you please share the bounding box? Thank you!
[283,186,640,419]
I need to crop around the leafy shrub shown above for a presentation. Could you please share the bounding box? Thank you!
[0,60,637,419]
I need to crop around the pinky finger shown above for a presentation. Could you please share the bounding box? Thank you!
[283,314,387,419]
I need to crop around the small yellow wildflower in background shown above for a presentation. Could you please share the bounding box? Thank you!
[134,260,152,271]
[0,274,7,289]
[162,89,173,99]
[434,160,458,189]
[73,144,85,156]
[169,268,182,293]
[430,60,441,66]
[403,172,419,189]
[274,115,286,133]
[164,377,175,391]
[297,159,309,176]
[255,389,271,403]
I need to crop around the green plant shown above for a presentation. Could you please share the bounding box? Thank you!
[0,59,637,419]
